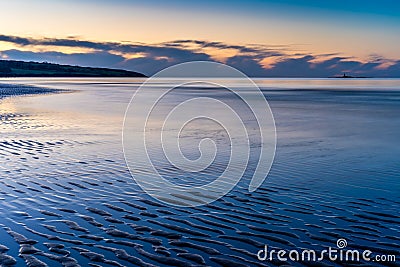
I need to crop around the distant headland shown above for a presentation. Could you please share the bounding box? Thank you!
[0,60,146,77]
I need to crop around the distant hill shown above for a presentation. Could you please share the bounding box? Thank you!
[0,60,146,77]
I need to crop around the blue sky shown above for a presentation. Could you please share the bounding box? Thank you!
[0,0,399,76]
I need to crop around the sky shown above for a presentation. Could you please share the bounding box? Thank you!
[1,0,400,77]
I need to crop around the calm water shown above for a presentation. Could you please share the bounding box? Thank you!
[0,78,399,266]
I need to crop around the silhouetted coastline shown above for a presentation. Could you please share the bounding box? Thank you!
[0,59,146,77]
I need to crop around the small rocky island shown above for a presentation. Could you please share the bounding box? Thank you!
[331,73,369,79]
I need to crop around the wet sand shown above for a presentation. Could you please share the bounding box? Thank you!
[0,78,399,266]
[0,83,60,99]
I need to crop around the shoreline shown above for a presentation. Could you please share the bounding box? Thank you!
[0,83,63,100]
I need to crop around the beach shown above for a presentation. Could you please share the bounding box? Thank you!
[0,78,399,266]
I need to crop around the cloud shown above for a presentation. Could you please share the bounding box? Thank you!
[226,55,267,77]
[1,34,399,77]
[1,49,125,68]
[118,50,211,75]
